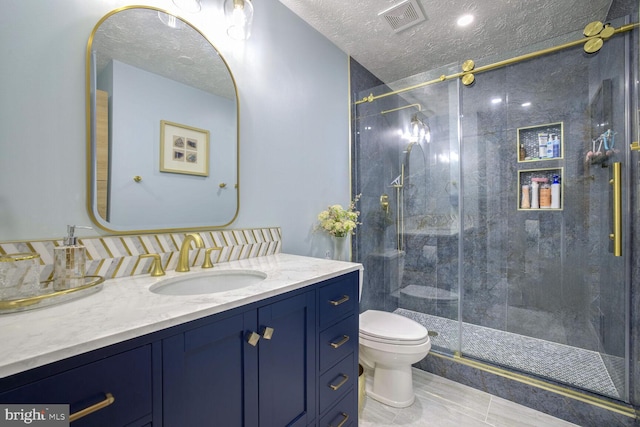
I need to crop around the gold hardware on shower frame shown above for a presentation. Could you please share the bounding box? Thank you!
[355,22,638,102]
[609,162,622,257]
[381,103,422,115]
[630,141,640,151]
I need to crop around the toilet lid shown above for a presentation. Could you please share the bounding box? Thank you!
[359,310,428,343]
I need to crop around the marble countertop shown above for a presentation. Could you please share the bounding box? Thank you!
[0,253,362,379]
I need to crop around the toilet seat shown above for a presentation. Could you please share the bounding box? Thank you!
[359,310,429,345]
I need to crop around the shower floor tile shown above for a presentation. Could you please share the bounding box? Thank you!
[394,308,620,399]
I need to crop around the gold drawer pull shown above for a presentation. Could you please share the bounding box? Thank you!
[329,374,349,391]
[329,295,349,306]
[329,412,349,427]
[330,335,349,349]
[69,392,115,422]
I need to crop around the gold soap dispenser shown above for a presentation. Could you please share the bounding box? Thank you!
[53,225,91,291]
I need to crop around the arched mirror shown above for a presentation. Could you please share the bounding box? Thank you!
[86,6,239,233]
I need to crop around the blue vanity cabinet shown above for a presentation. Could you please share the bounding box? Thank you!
[162,311,259,427]
[0,345,153,426]
[316,272,359,427]
[257,291,316,427]
[162,289,316,427]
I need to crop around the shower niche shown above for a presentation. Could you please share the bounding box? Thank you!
[517,122,564,162]
[517,168,563,211]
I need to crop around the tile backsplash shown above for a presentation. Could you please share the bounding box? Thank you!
[0,227,282,282]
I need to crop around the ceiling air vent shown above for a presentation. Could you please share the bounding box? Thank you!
[378,0,426,33]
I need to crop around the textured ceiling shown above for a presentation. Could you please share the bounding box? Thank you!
[92,8,235,100]
[278,0,613,84]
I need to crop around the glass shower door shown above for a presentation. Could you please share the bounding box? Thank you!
[458,21,632,401]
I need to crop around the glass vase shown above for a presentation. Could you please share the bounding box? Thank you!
[332,235,349,261]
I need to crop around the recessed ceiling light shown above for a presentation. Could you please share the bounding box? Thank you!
[457,14,474,27]
[491,97,502,104]
[521,102,532,107]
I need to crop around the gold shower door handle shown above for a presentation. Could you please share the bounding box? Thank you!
[609,162,622,257]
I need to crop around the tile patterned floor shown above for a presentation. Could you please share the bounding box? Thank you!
[395,309,620,399]
[359,368,580,427]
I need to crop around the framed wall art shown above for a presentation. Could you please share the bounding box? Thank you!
[160,120,210,176]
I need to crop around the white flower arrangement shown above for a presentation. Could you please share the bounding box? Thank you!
[316,194,362,238]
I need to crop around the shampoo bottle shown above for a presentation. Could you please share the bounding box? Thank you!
[531,179,540,209]
[551,175,561,209]
[521,185,530,209]
[552,134,560,158]
[53,225,91,291]
[538,134,548,158]
[546,137,554,158]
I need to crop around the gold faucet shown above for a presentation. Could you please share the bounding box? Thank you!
[176,233,204,272]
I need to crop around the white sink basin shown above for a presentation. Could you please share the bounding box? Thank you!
[149,270,267,296]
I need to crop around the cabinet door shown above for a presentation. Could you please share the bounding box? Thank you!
[162,311,258,427]
[258,291,316,427]
[0,346,152,427]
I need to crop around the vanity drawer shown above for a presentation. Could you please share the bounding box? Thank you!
[319,314,357,372]
[319,353,355,413]
[319,389,356,427]
[319,272,358,329]
[0,345,152,427]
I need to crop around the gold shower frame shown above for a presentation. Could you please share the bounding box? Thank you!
[355,21,637,105]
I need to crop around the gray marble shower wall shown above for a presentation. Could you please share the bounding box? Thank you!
[351,12,640,425]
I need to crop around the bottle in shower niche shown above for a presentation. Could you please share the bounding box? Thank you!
[551,134,560,158]
[530,178,541,208]
[538,134,548,158]
[551,175,561,208]
[519,143,526,161]
[521,185,530,209]
[546,137,554,158]
[539,180,551,208]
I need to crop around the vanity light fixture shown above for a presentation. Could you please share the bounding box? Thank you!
[411,114,431,143]
[224,0,254,40]
[172,0,202,13]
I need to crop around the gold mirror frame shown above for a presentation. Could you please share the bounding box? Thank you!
[85,6,240,234]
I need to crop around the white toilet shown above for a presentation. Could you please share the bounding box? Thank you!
[359,310,431,408]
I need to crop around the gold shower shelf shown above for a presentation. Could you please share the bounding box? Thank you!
[0,275,105,313]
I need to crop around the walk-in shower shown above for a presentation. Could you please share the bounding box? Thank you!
[353,16,636,405]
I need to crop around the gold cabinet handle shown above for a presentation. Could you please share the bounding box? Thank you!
[329,295,349,306]
[246,331,261,346]
[329,412,349,427]
[329,374,349,391]
[261,326,275,340]
[609,162,622,257]
[68,392,115,422]
[139,254,165,276]
[330,335,349,349]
